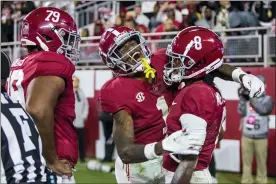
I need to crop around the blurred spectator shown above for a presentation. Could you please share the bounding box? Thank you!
[166,8,181,28]
[134,3,150,28]
[93,20,105,37]
[115,7,127,26]
[186,2,201,26]
[161,19,178,39]
[123,18,137,29]
[179,8,190,30]
[141,1,157,14]
[136,24,148,34]
[252,1,276,27]
[80,28,90,44]
[154,16,179,40]
[21,1,36,16]
[1,1,36,42]
[195,5,216,29]
[149,3,161,31]
[81,28,90,37]
[99,7,114,30]
[1,2,14,42]
[125,11,136,21]
[157,2,182,24]
[238,76,274,184]
[80,20,103,61]
[11,1,36,20]
[73,76,89,163]
[176,1,185,12]
[214,1,231,30]
[228,1,260,35]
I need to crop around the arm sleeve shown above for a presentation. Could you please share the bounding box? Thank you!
[178,86,217,141]
[175,87,219,152]
[180,87,217,123]
[250,96,275,115]
[238,98,247,117]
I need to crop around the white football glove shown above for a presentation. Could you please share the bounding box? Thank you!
[232,69,265,98]
[241,74,265,98]
[162,129,206,155]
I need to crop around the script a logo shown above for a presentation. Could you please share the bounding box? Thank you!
[136,92,145,102]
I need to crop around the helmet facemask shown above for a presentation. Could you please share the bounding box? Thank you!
[47,23,80,63]
[107,31,151,76]
[163,44,195,85]
[56,28,81,63]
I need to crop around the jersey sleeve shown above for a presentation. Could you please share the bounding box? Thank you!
[33,51,75,79]
[99,81,133,115]
[180,84,217,125]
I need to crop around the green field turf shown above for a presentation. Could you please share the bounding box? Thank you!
[74,161,275,184]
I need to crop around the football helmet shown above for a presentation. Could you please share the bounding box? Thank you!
[163,26,224,85]
[20,7,80,62]
[99,26,151,76]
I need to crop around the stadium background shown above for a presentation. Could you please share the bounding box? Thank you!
[1,0,275,183]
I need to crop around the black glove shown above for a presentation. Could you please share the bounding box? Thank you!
[238,87,250,101]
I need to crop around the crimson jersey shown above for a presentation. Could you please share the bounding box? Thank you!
[100,48,174,144]
[163,81,226,171]
[7,51,78,166]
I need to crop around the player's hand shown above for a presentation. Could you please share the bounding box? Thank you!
[241,74,265,98]
[48,159,72,176]
[162,129,205,155]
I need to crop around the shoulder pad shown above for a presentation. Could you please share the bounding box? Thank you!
[34,51,71,63]
[33,51,75,78]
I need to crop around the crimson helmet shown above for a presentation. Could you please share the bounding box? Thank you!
[163,26,224,85]
[99,26,151,76]
[20,7,80,62]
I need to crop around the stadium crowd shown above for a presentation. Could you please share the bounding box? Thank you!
[2,1,275,42]
[78,1,276,37]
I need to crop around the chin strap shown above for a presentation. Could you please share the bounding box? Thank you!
[141,58,156,79]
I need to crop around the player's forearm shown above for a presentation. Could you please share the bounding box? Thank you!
[119,144,148,164]
[27,107,58,165]
[171,156,198,184]
[217,64,244,81]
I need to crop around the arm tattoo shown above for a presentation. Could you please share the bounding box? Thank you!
[113,110,148,164]
[216,64,237,81]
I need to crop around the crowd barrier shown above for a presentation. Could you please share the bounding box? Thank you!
[1,27,275,68]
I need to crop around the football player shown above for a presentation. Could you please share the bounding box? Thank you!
[98,26,264,183]
[6,7,80,183]
[162,26,241,183]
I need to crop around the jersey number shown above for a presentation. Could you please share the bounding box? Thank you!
[156,96,169,135]
[45,10,60,23]
[8,69,25,107]
[9,108,36,152]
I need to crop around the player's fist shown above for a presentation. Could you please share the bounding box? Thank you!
[162,129,205,155]
[241,74,265,98]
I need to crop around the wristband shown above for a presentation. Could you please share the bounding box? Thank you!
[232,68,246,83]
[144,142,158,160]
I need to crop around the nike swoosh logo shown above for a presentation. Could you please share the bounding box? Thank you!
[172,101,177,105]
